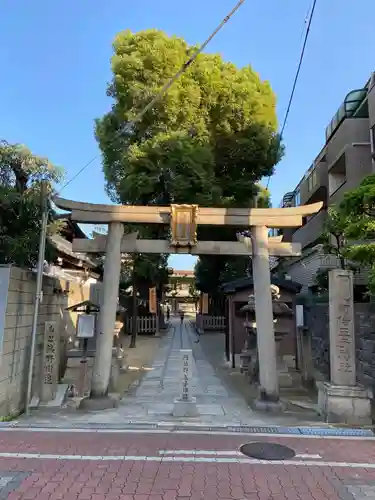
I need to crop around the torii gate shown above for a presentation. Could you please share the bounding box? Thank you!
[54,197,322,409]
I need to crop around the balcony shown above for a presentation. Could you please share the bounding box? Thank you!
[292,210,326,249]
[324,117,370,168]
[328,152,346,197]
[328,142,372,205]
[299,160,328,206]
[326,88,368,142]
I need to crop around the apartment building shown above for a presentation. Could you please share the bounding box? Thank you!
[275,71,375,294]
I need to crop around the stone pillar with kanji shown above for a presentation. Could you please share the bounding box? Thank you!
[40,321,59,402]
[173,349,198,417]
[318,269,373,424]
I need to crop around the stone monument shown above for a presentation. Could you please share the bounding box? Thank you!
[40,321,59,402]
[172,349,199,417]
[28,320,69,410]
[318,269,372,424]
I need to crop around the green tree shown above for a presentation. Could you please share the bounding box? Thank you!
[0,140,64,267]
[195,183,271,293]
[338,174,375,293]
[321,207,348,270]
[310,207,360,294]
[95,29,282,294]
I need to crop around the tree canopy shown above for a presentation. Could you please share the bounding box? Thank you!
[0,140,63,267]
[321,207,349,270]
[95,29,282,293]
[337,173,375,293]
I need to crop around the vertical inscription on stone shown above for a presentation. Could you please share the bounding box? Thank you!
[180,349,192,401]
[328,270,356,386]
[41,321,58,402]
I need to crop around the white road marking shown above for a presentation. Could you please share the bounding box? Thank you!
[0,451,369,468]
[158,450,322,459]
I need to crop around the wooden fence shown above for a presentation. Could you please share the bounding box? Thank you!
[125,316,157,334]
[196,314,226,333]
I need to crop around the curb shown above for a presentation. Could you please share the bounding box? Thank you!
[2,421,374,437]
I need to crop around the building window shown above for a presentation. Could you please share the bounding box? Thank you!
[307,169,317,192]
[294,190,301,206]
[312,169,317,187]
[371,125,375,158]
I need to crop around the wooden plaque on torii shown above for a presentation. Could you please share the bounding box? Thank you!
[170,204,198,248]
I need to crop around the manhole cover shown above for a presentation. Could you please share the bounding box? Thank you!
[240,442,295,460]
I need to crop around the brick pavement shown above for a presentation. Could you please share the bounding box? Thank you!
[0,430,374,499]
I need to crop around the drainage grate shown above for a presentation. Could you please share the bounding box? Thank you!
[240,442,296,460]
[227,426,299,434]
[298,427,374,437]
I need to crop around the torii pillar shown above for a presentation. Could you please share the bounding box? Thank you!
[81,222,124,409]
[251,226,280,409]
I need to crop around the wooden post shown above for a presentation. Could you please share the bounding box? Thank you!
[130,271,138,348]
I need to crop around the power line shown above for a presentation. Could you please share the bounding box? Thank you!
[58,0,246,195]
[266,0,317,190]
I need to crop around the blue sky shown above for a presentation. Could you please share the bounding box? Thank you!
[2,0,375,270]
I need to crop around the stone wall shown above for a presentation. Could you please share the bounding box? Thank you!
[0,265,99,416]
[304,304,330,379]
[304,302,375,390]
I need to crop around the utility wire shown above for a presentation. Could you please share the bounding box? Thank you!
[266,0,317,190]
[58,0,246,195]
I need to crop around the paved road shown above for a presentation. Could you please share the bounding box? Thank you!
[1,429,375,499]
[135,318,230,403]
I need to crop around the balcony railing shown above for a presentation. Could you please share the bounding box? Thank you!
[325,88,367,142]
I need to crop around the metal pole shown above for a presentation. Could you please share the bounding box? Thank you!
[25,181,48,414]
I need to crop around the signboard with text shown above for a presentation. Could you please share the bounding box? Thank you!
[149,287,157,314]
[202,293,209,314]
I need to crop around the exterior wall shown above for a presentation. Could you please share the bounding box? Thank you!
[325,118,370,166]
[368,82,375,130]
[303,302,375,392]
[329,143,372,205]
[280,245,369,294]
[280,74,375,302]
[292,210,326,248]
[0,265,99,416]
[292,129,372,249]
[299,161,328,207]
[282,246,338,294]
[297,119,371,209]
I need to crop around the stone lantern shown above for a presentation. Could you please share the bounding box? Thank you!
[240,285,294,386]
